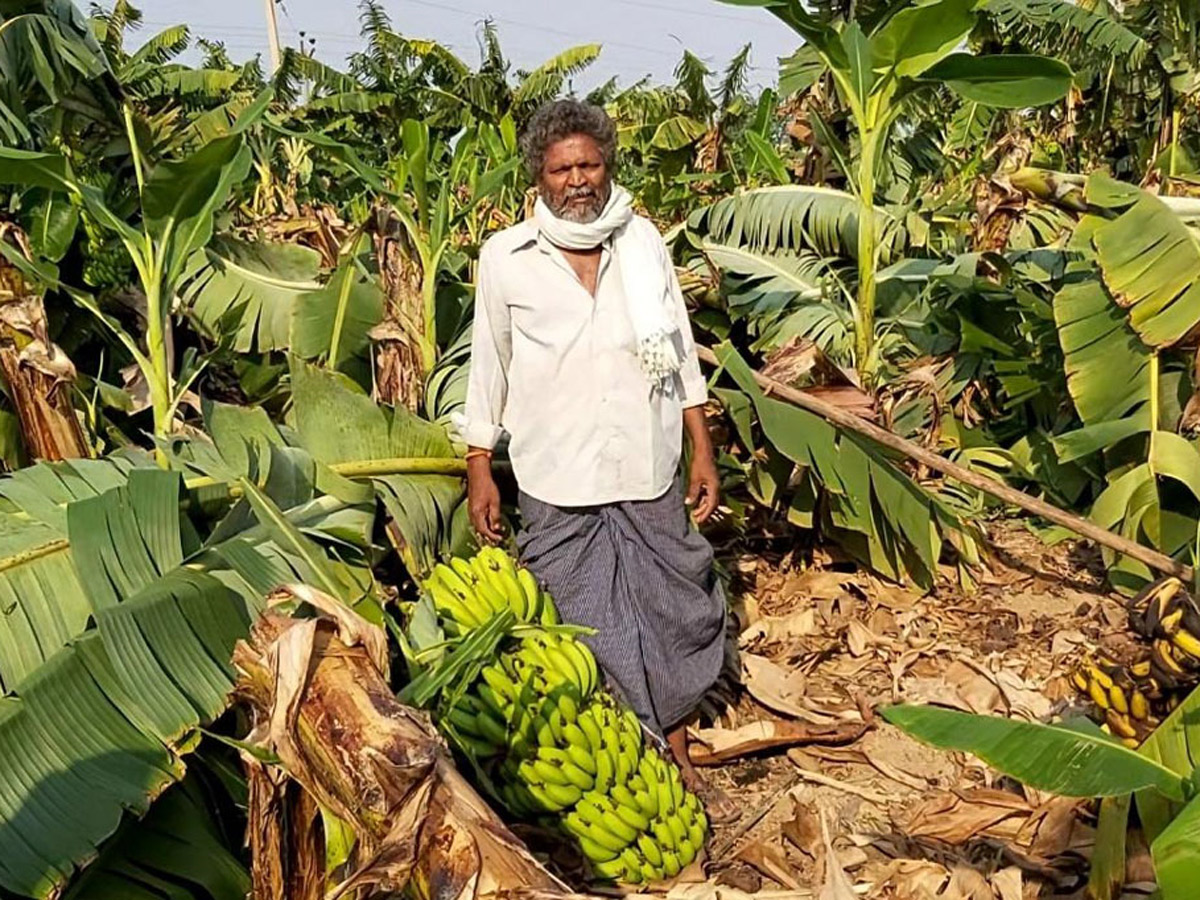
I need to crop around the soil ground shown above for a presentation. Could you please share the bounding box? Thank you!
[562,521,1157,900]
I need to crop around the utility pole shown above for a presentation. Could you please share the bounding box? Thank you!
[263,0,282,74]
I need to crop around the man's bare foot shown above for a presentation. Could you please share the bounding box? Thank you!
[666,723,739,825]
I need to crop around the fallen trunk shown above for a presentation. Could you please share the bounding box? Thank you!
[233,584,587,900]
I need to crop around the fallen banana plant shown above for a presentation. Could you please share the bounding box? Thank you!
[701,343,1194,581]
[232,583,588,900]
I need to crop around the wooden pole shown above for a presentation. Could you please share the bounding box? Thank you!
[697,345,1194,583]
[263,0,282,74]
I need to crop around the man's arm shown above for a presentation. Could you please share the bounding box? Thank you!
[463,246,510,542]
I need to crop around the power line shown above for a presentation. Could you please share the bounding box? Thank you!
[603,0,772,25]
[393,0,681,60]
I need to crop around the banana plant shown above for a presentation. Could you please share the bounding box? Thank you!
[885,690,1200,900]
[1010,170,1200,588]
[724,0,1072,377]
[0,92,269,453]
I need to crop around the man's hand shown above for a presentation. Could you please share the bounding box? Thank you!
[685,452,720,524]
[467,456,505,542]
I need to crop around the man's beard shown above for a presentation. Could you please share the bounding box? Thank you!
[545,180,611,224]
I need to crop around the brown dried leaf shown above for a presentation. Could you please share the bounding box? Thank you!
[948,865,993,900]
[739,607,818,647]
[945,659,1004,714]
[735,841,801,890]
[781,796,821,857]
[991,866,1023,900]
[741,653,810,719]
[689,718,868,765]
[905,789,1031,844]
[818,811,857,900]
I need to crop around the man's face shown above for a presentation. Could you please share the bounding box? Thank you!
[539,133,610,224]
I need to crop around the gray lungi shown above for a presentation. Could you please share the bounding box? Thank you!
[516,481,726,738]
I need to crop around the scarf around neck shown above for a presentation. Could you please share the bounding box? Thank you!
[534,185,682,389]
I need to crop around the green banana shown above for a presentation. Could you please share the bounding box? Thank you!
[539,747,595,791]
[450,557,480,585]
[661,849,681,878]
[426,579,482,628]
[474,683,510,721]
[667,814,688,848]
[641,861,665,884]
[652,820,677,852]
[638,833,663,867]
[517,566,544,620]
[526,782,567,813]
[566,811,628,853]
[578,833,620,863]
[473,576,510,615]
[565,742,598,776]
[540,591,561,625]
[563,721,593,753]
[633,785,658,818]
[590,857,627,881]
[613,800,650,833]
[577,707,603,749]
[479,663,518,700]
[677,836,696,868]
[593,741,615,793]
[445,704,485,737]
[687,821,705,851]
[542,781,583,808]
[475,710,508,746]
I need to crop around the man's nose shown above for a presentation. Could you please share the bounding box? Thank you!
[567,166,587,186]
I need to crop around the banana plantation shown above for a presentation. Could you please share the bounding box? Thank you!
[7,0,1200,897]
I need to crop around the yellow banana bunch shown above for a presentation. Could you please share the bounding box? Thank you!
[422,549,710,885]
[1070,652,1178,746]
[1128,576,1200,680]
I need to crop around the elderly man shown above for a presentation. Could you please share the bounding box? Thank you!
[463,99,733,820]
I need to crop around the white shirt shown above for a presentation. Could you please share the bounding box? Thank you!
[463,216,708,507]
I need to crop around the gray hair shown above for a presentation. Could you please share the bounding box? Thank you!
[520,99,617,180]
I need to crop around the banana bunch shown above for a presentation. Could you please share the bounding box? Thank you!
[421,548,709,884]
[1128,577,1200,686]
[76,188,130,290]
[1071,656,1159,745]
[1069,577,1200,745]
[424,546,560,633]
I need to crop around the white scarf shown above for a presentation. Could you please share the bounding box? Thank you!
[534,185,682,389]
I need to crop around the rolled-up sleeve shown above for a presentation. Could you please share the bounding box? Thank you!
[662,239,708,408]
[463,242,510,448]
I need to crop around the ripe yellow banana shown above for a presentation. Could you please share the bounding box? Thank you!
[1105,709,1138,740]
[1172,629,1200,661]
[1131,688,1151,720]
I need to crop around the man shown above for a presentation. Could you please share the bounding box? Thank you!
[463,99,733,821]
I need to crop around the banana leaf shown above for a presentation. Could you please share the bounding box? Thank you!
[0,450,380,897]
[1152,792,1200,900]
[179,236,323,354]
[61,775,248,900]
[1088,172,1200,349]
[686,185,905,265]
[882,704,1188,800]
[288,358,464,576]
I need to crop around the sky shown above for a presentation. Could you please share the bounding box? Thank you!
[133,0,799,93]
